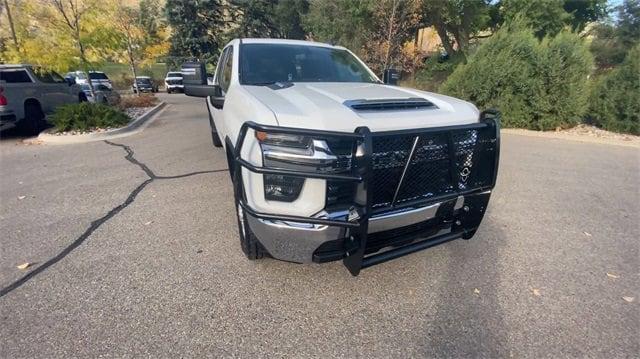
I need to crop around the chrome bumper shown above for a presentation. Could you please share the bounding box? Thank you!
[246,194,470,263]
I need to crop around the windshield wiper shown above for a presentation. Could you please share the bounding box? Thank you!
[247,81,294,90]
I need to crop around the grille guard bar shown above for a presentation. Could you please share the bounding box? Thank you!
[233,110,500,276]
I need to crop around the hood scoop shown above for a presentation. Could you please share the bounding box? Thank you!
[344,97,437,112]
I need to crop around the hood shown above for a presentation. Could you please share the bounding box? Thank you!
[243,83,479,132]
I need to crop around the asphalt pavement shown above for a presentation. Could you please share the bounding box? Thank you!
[1,93,638,357]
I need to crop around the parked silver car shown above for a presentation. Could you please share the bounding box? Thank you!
[80,84,120,105]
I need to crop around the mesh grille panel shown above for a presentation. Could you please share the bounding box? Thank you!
[370,135,414,208]
[370,127,494,211]
[395,133,453,204]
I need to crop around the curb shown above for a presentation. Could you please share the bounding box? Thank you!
[501,128,640,149]
[35,102,167,145]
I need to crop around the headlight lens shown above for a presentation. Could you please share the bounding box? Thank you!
[255,131,311,149]
[255,130,354,202]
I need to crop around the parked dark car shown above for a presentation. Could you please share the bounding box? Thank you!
[131,76,158,93]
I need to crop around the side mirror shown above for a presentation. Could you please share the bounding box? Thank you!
[383,69,400,85]
[182,61,222,105]
[65,77,76,86]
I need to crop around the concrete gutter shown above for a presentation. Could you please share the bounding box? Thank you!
[502,128,640,149]
[36,102,167,145]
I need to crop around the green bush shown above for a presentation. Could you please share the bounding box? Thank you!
[49,103,130,132]
[588,46,640,135]
[442,24,593,130]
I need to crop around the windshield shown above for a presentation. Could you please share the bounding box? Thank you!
[136,78,151,84]
[167,72,182,78]
[240,44,378,85]
[89,72,109,80]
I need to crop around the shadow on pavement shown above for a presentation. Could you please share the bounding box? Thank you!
[425,217,508,356]
[0,123,52,142]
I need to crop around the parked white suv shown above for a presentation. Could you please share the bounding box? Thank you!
[1,65,84,134]
[164,71,183,93]
[182,39,500,276]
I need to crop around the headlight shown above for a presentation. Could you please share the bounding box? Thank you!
[255,130,353,202]
[255,131,311,148]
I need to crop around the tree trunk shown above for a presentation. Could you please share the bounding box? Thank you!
[129,49,139,97]
[78,39,97,99]
[3,0,19,50]
[451,29,468,62]
[382,0,399,76]
[434,22,456,57]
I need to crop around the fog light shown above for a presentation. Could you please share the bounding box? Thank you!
[264,174,305,202]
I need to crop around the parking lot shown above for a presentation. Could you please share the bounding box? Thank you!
[1,93,638,357]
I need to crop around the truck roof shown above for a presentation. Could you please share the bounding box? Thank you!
[236,38,346,50]
[0,64,32,69]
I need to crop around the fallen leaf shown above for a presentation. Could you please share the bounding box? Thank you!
[474,288,480,295]
[17,263,31,270]
[532,288,541,296]
[144,221,153,226]
[606,273,620,279]
[583,231,592,237]
[622,296,634,303]
[18,196,26,200]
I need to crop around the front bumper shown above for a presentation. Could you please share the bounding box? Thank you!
[245,191,489,264]
[233,110,500,276]
[166,84,184,91]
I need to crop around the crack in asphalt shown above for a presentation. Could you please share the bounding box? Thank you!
[0,141,228,298]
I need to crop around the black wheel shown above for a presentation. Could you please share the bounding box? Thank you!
[167,89,172,94]
[21,102,44,135]
[79,93,88,102]
[233,177,267,260]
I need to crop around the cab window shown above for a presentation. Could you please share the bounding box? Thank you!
[0,69,33,83]
[32,67,65,83]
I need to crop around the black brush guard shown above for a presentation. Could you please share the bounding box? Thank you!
[233,110,500,276]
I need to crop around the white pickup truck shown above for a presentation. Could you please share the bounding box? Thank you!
[0,65,85,134]
[182,39,500,276]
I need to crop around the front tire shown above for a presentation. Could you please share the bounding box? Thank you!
[233,175,267,260]
[21,102,45,136]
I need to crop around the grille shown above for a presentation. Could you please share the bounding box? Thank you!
[370,127,495,210]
